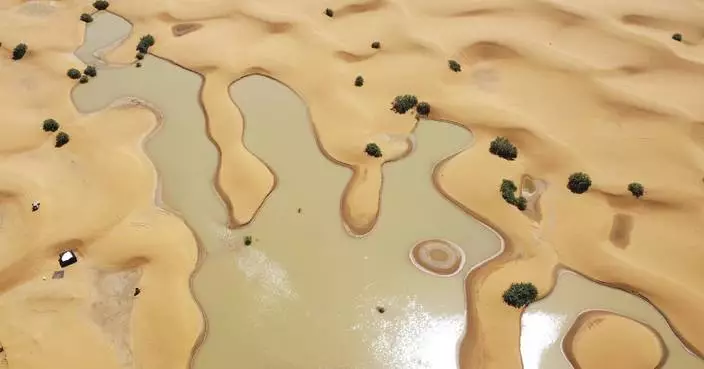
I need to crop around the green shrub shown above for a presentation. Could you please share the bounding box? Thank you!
[80,13,93,23]
[500,179,527,211]
[448,59,461,72]
[515,196,527,211]
[42,119,60,132]
[627,182,644,198]
[365,143,382,158]
[84,65,97,77]
[390,94,418,114]
[672,33,683,42]
[12,43,27,60]
[136,62,142,68]
[324,8,334,17]
[93,0,109,10]
[567,172,591,194]
[371,41,381,49]
[67,68,81,79]
[416,102,430,116]
[244,236,252,246]
[136,52,145,60]
[489,136,518,160]
[502,282,538,308]
[55,132,70,148]
[355,75,364,87]
[79,75,89,84]
[136,34,156,53]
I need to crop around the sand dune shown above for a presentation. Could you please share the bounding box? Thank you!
[1,0,704,368]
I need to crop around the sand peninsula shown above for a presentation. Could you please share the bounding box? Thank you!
[1,0,704,368]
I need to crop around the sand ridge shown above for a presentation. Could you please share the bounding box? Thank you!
[1,0,704,368]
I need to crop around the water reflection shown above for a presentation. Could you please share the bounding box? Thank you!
[520,311,567,369]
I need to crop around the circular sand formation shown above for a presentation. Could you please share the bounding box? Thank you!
[410,239,466,277]
[563,311,666,369]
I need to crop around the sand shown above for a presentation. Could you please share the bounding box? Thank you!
[1,0,704,368]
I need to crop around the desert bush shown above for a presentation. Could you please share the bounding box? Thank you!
[93,0,109,10]
[672,33,683,42]
[136,62,142,68]
[500,179,517,203]
[55,132,70,148]
[365,143,382,158]
[448,59,461,72]
[80,13,93,23]
[42,119,60,132]
[12,43,27,60]
[416,102,430,116]
[84,65,97,77]
[627,182,644,198]
[79,75,89,84]
[136,52,145,60]
[244,236,252,246]
[390,94,418,114]
[371,41,381,49]
[515,196,527,211]
[502,282,538,308]
[324,8,334,17]
[67,68,81,79]
[567,172,591,194]
[136,34,155,53]
[489,136,518,161]
[355,75,364,87]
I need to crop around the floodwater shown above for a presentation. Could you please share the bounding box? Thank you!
[72,12,503,369]
[520,271,703,369]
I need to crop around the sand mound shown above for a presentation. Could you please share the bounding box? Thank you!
[410,239,466,277]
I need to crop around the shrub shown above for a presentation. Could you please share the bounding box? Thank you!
[136,62,142,68]
[500,179,517,203]
[136,34,155,53]
[416,101,430,116]
[515,196,527,211]
[79,75,89,84]
[84,65,97,77]
[448,59,461,72]
[672,33,683,42]
[80,13,93,23]
[567,172,591,194]
[390,94,418,114]
[136,52,145,60]
[365,143,382,158]
[627,182,644,198]
[67,68,81,79]
[324,8,334,17]
[244,236,252,246]
[55,132,70,148]
[355,75,364,87]
[93,0,109,10]
[489,136,518,160]
[371,41,381,49]
[502,282,538,308]
[42,119,60,132]
[12,43,27,60]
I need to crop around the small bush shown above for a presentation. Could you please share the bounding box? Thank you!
[448,59,461,72]
[502,282,538,308]
[244,236,252,246]
[67,68,81,79]
[489,136,518,161]
[365,143,382,158]
[515,196,527,211]
[93,0,109,10]
[55,132,70,148]
[355,75,364,87]
[500,179,527,211]
[390,94,418,114]
[371,41,381,49]
[12,43,27,60]
[80,13,93,23]
[567,172,592,194]
[416,101,430,116]
[136,52,145,60]
[84,65,97,77]
[136,62,142,68]
[136,34,156,53]
[324,8,334,17]
[42,119,60,132]
[627,182,644,198]
[79,75,89,84]
[672,33,683,42]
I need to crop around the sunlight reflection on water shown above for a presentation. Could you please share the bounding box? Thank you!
[520,311,567,369]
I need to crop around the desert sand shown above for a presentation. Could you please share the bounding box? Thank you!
[1,0,704,368]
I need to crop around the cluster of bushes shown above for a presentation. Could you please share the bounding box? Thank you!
[489,137,518,160]
[365,143,382,158]
[566,172,645,198]
[500,179,527,211]
[390,94,431,116]
[502,282,538,308]
[67,65,97,83]
[12,43,27,60]
[42,119,70,148]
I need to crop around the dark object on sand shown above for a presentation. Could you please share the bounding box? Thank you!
[376,306,385,314]
[324,8,334,17]
[58,250,78,268]
[134,287,141,296]
[31,201,40,212]
[52,270,65,279]
[244,236,252,246]
[672,33,683,42]
[371,41,381,49]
